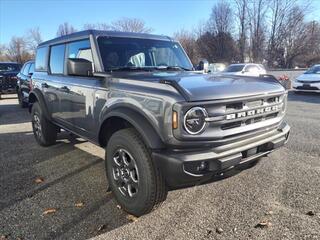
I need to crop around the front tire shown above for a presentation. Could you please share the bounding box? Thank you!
[31,102,58,146]
[105,128,167,216]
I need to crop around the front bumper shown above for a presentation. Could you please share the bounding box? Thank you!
[292,81,320,92]
[153,122,290,188]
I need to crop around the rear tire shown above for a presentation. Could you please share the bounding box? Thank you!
[31,102,58,146]
[105,128,167,216]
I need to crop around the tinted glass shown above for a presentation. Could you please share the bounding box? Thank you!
[0,63,20,72]
[306,65,320,74]
[97,37,193,71]
[225,65,244,72]
[35,47,47,71]
[49,44,65,74]
[22,63,30,75]
[28,63,35,74]
[67,39,93,63]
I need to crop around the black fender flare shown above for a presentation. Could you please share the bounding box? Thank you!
[100,107,165,150]
[28,89,51,119]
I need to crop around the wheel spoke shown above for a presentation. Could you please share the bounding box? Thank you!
[127,182,138,197]
[112,148,139,198]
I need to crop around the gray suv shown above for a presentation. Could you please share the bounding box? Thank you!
[29,30,290,216]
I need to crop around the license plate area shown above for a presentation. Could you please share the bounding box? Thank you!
[242,147,258,158]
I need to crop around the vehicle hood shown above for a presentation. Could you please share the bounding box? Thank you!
[112,71,285,101]
[296,73,320,82]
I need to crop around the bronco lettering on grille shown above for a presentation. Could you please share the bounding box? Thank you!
[226,105,279,120]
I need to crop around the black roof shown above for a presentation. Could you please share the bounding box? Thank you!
[38,30,173,47]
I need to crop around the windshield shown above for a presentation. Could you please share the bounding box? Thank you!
[305,65,320,74]
[0,63,20,72]
[97,36,193,71]
[224,65,245,72]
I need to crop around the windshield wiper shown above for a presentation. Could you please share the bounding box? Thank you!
[156,66,191,71]
[107,66,155,72]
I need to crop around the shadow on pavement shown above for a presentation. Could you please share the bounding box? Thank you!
[288,91,320,104]
[0,123,130,239]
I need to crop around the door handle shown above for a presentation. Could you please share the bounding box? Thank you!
[41,83,48,88]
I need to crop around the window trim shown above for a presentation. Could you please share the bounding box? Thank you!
[65,38,94,75]
[35,46,49,72]
[49,43,66,76]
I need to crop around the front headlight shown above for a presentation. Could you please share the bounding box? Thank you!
[183,107,208,135]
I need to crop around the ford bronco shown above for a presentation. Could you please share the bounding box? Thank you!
[29,30,290,216]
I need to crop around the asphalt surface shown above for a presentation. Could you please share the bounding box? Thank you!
[0,92,319,240]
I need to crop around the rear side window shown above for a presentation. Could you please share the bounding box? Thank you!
[35,47,48,71]
[22,63,30,75]
[49,44,65,74]
[67,39,93,63]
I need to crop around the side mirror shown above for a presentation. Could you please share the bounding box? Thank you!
[67,58,92,76]
[197,59,209,73]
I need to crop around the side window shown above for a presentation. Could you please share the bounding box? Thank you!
[22,63,30,75]
[49,44,65,74]
[35,47,48,71]
[28,63,35,74]
[67,39,93,63]
[66,39,93,75]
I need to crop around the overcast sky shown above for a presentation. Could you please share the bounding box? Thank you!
[1,0,319,45]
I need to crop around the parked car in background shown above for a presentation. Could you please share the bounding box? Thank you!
[222,63,267,77]
[0,62,21,99]
[208,63,226,73]
[292,64,320,93]
[17,60,35,107]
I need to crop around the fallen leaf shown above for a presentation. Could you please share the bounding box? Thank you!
[75,202,85,208]
[126,214,138,222]
[34,177,44,184]
[97,224,106,232]
[216,227,223,234]
[265,210,273,215]
[0,235,7,240]
[306,210,315,216]
[206,229,213,235]
[116,205,121,210]
[43,208,57,215]
[255,220,272,229]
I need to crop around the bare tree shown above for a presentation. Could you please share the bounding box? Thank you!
[111,18,152,33]
[173,29,199,64]
[6,37,32,63]
[267,0,297,67]
[234,0,248,62]
[247,0,268,62]
[202,1,238,63]
[0,44,8,61]
[26,27,42,55]
[208,1,233,34]
[83,23,110,30]
[56,22,77,37]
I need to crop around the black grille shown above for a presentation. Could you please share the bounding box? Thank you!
[296,86,319,90]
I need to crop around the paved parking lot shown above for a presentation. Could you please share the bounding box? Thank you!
[0,92,319,240]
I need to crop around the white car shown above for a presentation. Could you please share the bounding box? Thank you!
[292,64,320,93]
[222,63,267,77]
